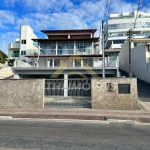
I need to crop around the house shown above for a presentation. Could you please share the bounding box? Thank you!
[13,28,119,78]
[11,28,119,100]
[8,25,38,63]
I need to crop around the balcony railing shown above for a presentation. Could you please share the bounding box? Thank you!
[14,57,118,69]
[9,52,19,58]
[25,48,99,56]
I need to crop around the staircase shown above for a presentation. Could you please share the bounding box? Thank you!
[44,96,91,108]
[0,64,14,79]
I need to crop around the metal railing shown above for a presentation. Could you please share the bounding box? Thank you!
[44,79,91,108]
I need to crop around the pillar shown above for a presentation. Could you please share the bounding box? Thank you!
[47,59,50,68]
[74,41,76,54]
[56,42,58,55]
[64,74,68,97]
[92,41,94,54]
[81,59,83,67]
[52,58,54,68]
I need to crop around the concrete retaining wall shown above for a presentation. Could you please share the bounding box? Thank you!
[0,79,44,109]
[91,78,139,110]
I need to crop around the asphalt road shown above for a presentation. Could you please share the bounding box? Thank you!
[0,119,150,150]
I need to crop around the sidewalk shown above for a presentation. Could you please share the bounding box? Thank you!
[0,108,150,123]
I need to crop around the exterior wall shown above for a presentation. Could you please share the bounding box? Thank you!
[119,42,150,83]
[20,25,38,57]
[91,78,139,110]
[0,79,44,109]
[8,25,38,60]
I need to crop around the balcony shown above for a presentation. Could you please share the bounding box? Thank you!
[8,42,20,50]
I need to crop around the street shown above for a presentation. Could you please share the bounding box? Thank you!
[0,119,149,150]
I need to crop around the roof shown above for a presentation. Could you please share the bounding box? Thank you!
[26,54,108,58]
[41,29,97,34]
[0,50,7,58]
[32,37,99,42]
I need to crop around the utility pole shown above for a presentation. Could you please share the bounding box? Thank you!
[102,21,105,78]
[127,29,132,77]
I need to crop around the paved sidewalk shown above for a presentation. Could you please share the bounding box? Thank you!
[0,108,150,123]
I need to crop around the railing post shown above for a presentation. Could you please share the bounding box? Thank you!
[64,74,68,97]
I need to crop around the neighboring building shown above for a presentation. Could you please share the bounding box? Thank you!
[104,10,150,60]
[0,49,7,64]
[119,38,150,83]
[8,25,38,62]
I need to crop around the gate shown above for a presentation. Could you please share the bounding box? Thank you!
[45,78,91,108]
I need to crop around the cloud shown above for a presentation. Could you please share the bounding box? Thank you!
[2,0,19,7]
[23,0,73,12]
[0,10,16,26]
[1,0,150,53]
[0,31,19,54]
[111,0,137,14]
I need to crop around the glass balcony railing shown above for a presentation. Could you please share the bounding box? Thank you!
[9,53,19,57]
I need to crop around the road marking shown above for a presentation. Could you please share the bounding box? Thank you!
[0,148,39,150]
[0,116,13,119]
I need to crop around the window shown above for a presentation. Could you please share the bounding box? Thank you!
[58,42,74,55]
[21,51,26,55]
[76,42,92,54]
[40,42,56,55]
[113,40,124,44]
[21,40,26,44]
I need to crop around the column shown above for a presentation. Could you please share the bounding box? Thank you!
[64,74,68,97]
[92,42,94,54]
[56,42,58,55]
[81,59,83,67]
[47,58,50,68]
[117,55,120,77]
[74,41,76,54]
[73,59,75,67]
[52,58,54,68]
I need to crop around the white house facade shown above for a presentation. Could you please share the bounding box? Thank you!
[8,25,38,61]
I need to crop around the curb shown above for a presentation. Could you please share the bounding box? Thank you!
[0,113,150,123]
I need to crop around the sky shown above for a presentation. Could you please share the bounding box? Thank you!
[0,0,150,54]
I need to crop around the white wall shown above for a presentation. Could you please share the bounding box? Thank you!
[20,25,38,57]
[119,42,150,83]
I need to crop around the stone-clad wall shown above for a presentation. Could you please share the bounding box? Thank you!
[0,79,44,109]
[91,78,139,110]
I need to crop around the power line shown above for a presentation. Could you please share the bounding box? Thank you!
[103,0,109,21]
[107,0,113,20]
[134,0,141,29]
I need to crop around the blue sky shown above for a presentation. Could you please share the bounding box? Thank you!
[0,0,150,54]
